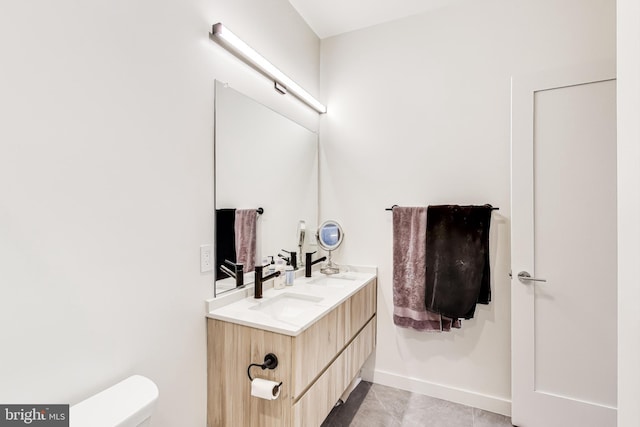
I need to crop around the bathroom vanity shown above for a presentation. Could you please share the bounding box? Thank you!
[205,267,377,427]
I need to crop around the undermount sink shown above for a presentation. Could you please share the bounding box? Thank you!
[306,274,358,288]
[249,293,324,324]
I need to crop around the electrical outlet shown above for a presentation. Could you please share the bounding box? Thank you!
[200,244,213,273]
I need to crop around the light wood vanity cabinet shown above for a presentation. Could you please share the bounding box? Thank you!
[207,278,377,427]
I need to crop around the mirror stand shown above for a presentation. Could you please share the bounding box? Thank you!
[320,250,340,275]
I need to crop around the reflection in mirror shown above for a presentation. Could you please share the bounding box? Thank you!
[296,220,306,269]
[317,220,344,275]
[214,81,318,296]
[214,208,260,287]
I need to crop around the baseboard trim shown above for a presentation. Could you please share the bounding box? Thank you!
[366,369,512,417]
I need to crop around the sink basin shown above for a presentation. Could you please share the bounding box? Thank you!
[306,274,358,288]
[249,293,324,324]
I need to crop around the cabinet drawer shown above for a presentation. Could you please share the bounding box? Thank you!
[292,315,376,427]
[292,279,376,398]
[292,306,339,397]
[347,279,377,339]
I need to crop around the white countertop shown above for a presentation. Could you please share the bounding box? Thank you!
[205,265,376,336]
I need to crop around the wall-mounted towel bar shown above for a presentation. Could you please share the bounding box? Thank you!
[385,205,499,211]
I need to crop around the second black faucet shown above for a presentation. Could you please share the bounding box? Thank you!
[254,265,281,299]
[305,252,327,277]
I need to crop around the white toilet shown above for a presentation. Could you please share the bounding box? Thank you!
[70,375,159,427]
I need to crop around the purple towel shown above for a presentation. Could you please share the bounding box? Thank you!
[392,207,460,331]
[234,209,256,273]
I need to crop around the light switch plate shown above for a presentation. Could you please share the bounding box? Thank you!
[200,244,213,273]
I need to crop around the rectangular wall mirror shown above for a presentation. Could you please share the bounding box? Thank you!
[214,81,318,296]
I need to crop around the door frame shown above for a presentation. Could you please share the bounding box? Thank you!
[510,61,617,426]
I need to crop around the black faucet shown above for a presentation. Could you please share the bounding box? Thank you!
[305,252,327,277]
[219,260,244,288]
[254,265,281,299]
[279,250,297,270]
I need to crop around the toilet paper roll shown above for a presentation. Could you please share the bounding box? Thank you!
[250,378,281,400]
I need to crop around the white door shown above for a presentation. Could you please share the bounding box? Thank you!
[511,63,617,427]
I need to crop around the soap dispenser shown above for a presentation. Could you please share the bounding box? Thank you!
[264,256,275,275]
[285,263,295,286]
[274,258,286,290]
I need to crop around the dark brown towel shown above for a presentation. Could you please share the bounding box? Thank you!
[393,207,460,331]
[425,205,492,319]
[234,209,257,273]
[215,209,236,279]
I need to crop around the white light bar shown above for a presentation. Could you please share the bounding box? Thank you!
[211,23,327,114]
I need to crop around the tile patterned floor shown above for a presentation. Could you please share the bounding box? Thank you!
[321,382,513,427]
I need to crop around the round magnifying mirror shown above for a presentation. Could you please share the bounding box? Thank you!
[316,220,344,274]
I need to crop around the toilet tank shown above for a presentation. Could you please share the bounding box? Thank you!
[70,375,159,427]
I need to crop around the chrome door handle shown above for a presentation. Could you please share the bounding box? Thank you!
[517,271,547,283]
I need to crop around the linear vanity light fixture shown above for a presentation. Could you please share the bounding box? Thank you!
[210,23,327,114]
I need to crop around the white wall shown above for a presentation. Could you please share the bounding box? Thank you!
[319,0,615,414]
[0,1,319,426]
[617,0,640,425]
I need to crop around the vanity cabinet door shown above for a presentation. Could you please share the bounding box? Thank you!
[207,319,293,427]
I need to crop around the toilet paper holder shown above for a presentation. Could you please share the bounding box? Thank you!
[247,353,282,386]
